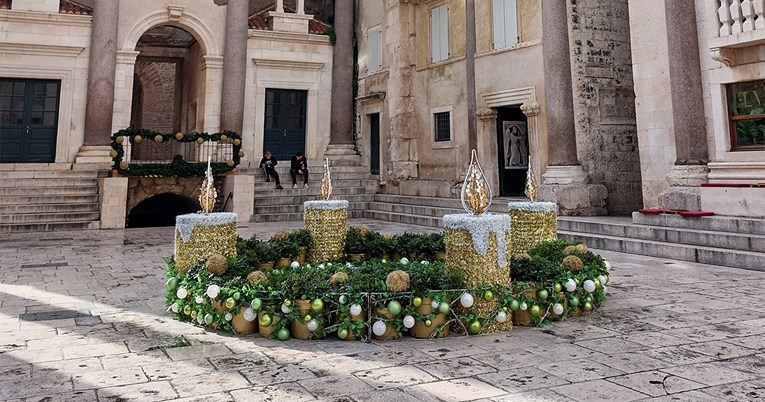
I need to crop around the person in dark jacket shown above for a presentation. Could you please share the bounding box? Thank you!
[290,152,309,189]
[259,151,283,190]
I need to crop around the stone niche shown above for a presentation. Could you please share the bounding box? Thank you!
[127,176,206,213]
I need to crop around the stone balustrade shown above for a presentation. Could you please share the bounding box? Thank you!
[718,0,765,36]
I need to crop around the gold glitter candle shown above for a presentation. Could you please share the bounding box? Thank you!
[304,200,349,263]
[444,214,512,333]
[174,213,238,273]
[507,202,557,255]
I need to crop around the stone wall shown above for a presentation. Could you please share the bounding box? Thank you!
[127,176,204,212]
[569,0,642,214]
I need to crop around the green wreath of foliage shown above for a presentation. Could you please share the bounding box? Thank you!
[110,128,243,177]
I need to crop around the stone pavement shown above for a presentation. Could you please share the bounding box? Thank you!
[1,219,765,401]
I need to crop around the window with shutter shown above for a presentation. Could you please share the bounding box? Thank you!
[493,0,519,49]
[430,4,449,62]
[367,26,382,73]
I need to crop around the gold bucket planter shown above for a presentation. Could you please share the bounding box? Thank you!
[507,202,558,256]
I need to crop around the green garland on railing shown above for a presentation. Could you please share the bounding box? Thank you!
[110,128,243,177]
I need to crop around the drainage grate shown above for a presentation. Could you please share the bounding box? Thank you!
[19,309,92,322]
[20,262,68,269]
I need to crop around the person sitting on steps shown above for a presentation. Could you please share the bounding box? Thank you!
[290,151,309,189]
[259,151,283,190]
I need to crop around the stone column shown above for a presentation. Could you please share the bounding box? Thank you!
[326,0,359,163]
[658,0,709,210]
[466,0,478,153]
[538,0,607,215]
[220,0,249,134]
[77,0,120,164]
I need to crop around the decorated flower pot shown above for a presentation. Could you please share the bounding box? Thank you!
[257,311,279,338]
[348,253,365,262]
[276,258,292,268]
[444,214,512,333]
[373,308,399,341]
[336,311,366,341]
[304,200,349,263]
[212,300,227,314]
[297,247,307,265]
[507,202,558,255]
[512,287,537,327]
[410,297,450,339]
[232,306,258,335]
[291,300,324,340]
[256,261,275,271]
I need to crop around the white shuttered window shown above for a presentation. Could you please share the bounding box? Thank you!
[367,26,382,73]
[430,4,449,62]
[493,0,519,49]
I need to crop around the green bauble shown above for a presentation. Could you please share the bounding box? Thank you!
[311,299,324,313]
[259,314,272,327]
[483,291,494,302]
[438,302,450,315]
[553,283,562,293]
[570,296,580,307]
[413,297,422,307]
[250,298,263,311]
[204,314,214,325]
[337,328,349,339]
[225,298,236,310]
[468,320,482,334]
[387,300,402,316]
[537,289,549,300]
[509,299,520,311]
[530,305,542,317]
[164,278,178,293]
[277,328,290,341]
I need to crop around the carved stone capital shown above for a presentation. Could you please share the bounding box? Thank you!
[521,102,540,117]
[711,48,736,67]
[168,4,185,22]
[476,108,497,121]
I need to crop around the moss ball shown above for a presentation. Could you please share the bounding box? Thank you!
[330,272,349,285]
[386,270,410,292]
[562,255,584,272]
[513,253,532,261]
[564,245,578,256]
[575,244,589,254]
[357,225,370,237]
[206,254,228,276]
[247,270,268,286]
[273,230,290,242]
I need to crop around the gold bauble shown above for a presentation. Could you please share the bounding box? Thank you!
[154,135,163,143]
[238,151,245,158]
[233,139,241,146]
[175,132,184,140]
[134,135,143,143]
[119,161,129,170]
[196,137,205,145]
[226,160,235,167]
[115,136,124,144]
[109,149,118,158]
[220,134,228,142]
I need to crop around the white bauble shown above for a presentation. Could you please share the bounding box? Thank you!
[350,304,362,317]
[421,260,429,265]
[565,279,577,292]
[431,300,440,309]
[171,303,179,313]
[319,264,325,269]
[520,302,528,311]
[224,312,233,321]
[206,285,221,299]
[195,296,204,304]
[597,275,607,286]
[460,293,475,308]
[281,304,292,314]
[306,319,319,332]
[400,257,409,265]
[403,315,416,329]
[553,303,565,315]
[196,315,204,324]
[243,307,256,322]
[176,287,188,299]
[583,280,596,293]
[346,262,353,268]
[496,311,508,323]
[604,261,612,272]
[372,320,387,336]
[339,295,347,305]
[291,261,300,268]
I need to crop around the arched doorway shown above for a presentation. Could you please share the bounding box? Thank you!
[127,193,200,228]
[130,25,204,161]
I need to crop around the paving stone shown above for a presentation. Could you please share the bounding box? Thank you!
[416,357,498,380]
[575,337,646,354]
[239,362,318,385]
[619,331,692,348]
[164,343,232,361]
[415,378,507,402]
[172,392,236,402]
[537,358,625,383]
[490,389,573,401]
[640,390,728,402]
[17,390,98,402]
[299,374,375,398]
[99,350,169,370]
[231,382,316,401]
[477,367,570,393]
[355,365,438,389]
[208,353,272,371]
[171,371,250,397]
[644,345,718,366]
[62,342,130,360]
[590,352,671,373]
[552,378,648,402]
[697,378,765,401]
[72,366,148,390]
[141,358,217,381]
[660,362,758,387]
[96,380,177,401]
[679,339,757,360]
[606,370,705,397]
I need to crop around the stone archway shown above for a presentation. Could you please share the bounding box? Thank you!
[127,193,200,228]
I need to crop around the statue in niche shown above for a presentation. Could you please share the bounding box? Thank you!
[503,121,528,168]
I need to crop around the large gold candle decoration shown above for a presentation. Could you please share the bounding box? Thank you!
[321,157,333,200]
[461,149,492,215]
[199,157,217,214]
[507,162,557,255]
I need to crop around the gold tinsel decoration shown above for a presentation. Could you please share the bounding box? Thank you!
[321,158,333,200]
[508,210,557,255]
[445,228,512,333]
[525,160,538,202]
[461,149,492,215]
[199,157,217,214]
[174,222,237,273]
[305,207,347,262]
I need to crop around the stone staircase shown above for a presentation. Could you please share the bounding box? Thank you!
[250,164,379,223]
[363,194,523,227]
[0,164,101,233]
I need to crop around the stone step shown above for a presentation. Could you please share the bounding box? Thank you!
[559,230,765,272]
[372,194,520,213]
[0,194,100,206]
[0,178,98,188]
[254,202,370,215]
[252,178,378,190]
[632,212,765,236]
[0,211,101,225]
[366,201,465,218]
[0,220,100,234]
[0,186,99,196]
[361,210,443,228]
[0,170,98,179]
[249,209,367,223]
[558,217,765,253]
[254,187,370,202]
[0,203,100,214]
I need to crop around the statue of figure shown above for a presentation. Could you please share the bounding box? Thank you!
[507,125,528,167]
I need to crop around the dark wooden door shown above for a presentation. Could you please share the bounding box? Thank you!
[263,89,307,160]
[0,79,60,163]
[369,113,380,175]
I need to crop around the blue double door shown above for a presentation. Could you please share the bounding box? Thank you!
[263,89,307,160]
[0,78,60,163]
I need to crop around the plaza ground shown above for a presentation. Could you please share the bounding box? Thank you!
[1,219,764,402]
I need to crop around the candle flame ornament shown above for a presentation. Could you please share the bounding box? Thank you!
[461,149,492,215]
[321,158,333,200]
[199,156,217,214]
[525,160,538,202]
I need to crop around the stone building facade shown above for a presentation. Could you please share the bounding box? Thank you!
[355,0,643,215]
